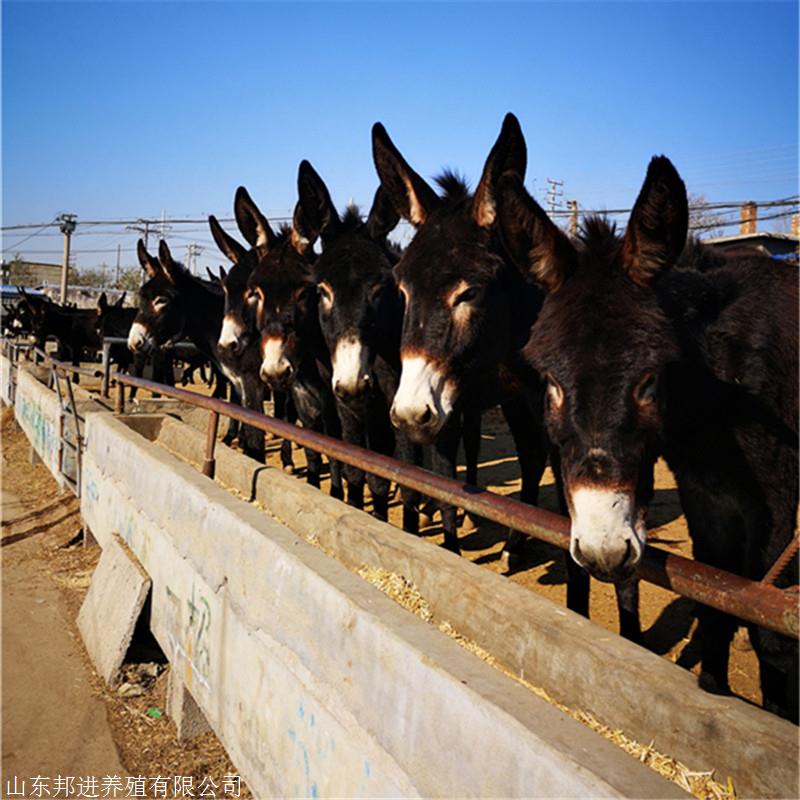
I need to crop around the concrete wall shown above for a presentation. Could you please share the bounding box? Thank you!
[11,363,109,489]
[1,352,12,405]
[14,367,63,479]
[81,412,680,799]
[154,415,799,800]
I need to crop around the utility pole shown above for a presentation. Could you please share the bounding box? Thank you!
[546,179,564,215]
[186,243,202,274]
[58,213,77,303]
[126,219,152,250]
[115,244,121,286]
[567,200,579,236]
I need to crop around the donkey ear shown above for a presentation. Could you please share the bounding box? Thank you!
[297,160,341,244]
[622,156,688,286]
[209,214,247,264]
[365,185,400,242]
[115,291,127,307]
[234,186,275,252]
[290,202,316,255]
[157,239,180,285]
[496,172,577,293]
[137,239,161,278]
[473,113,527,228]
[372,122,440,227]
[97,292,108,313]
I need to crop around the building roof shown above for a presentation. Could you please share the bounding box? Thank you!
[704,231,799,246]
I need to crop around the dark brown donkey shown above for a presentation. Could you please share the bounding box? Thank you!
[209,193,297,470]
[239,189,345,499]
[295,160,402,519]
[496,157,798,721]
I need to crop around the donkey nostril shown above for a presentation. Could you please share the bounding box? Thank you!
[573,539,583,563]
[418,406,433,426]
[622,539,633,566]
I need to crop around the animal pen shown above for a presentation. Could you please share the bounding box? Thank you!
[2,343,798,799]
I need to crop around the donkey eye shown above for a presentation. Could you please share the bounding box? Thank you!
[546,375,564,411]
[317,282,334,311]
[153,296,169,309]
[369,284,384,304]
[633,372,658,406]
[453,286,481,306]
[246,289,259,305]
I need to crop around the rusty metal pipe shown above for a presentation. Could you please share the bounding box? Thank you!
[115,379,125,415]
[203,410,220,479]
[34,366,800,638]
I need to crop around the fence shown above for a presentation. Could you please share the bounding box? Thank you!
[9,344,793,639]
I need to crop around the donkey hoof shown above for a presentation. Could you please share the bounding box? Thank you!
[282,463,295,474]
[698,671,731,696]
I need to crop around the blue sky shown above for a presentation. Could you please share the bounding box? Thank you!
[2,1,798,273]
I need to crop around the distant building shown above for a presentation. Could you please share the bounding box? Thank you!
[0,259,62,286]
[704,203,799,261]
[704,231,799,260]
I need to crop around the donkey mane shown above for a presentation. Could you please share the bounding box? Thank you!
[340,205,363,229]
[576,215,622,264]
[434,169,471,201]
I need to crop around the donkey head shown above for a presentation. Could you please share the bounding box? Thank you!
[239,188,318,390]
[297,160,400,405]
[372,113,527,444]
[497,156,688,582]
[128,239,187,353]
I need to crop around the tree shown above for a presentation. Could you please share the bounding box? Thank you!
[688,193,727,239]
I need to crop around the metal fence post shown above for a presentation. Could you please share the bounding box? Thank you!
[202,411,220,479]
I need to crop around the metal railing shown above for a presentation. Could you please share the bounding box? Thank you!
[6,343,799,639]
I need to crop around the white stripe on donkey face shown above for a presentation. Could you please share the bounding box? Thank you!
[259,335,292,382]
[568,486,646,581]
[127,321,152,353]
[332,337,371,396]
[390,352,455,438]
[218,314,246,350]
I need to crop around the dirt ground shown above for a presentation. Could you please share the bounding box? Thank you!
[1,406,251,798]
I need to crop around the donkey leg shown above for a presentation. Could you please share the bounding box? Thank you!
[219,377,240,446]
[240,378,265,463]
[432,419,461,555]
[749,624,799,722]
[499,393,548,568]
[323,401,345,502]
[565,558,590,618]
[338,405,366,509]
[696,606,736,695]
[462,409,481,486]
[304,447,323,489]
[615,579,642,643]
[274,390,296,472]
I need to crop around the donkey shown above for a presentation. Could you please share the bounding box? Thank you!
[128,240,266,458]
[96,291,176,395]
[496,158,798,720]
[239,188,345,499]
[294,159,410,521]
[370,115,554,555]
[208,195,298,471]
[20,289,100,380]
